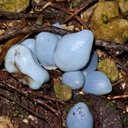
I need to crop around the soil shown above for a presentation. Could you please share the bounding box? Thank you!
[0,0,128,128]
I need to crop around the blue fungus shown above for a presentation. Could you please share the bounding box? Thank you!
[54,30,94,72]
[20,38,39,64]
[82,51,98,76]
[66,102,93,128]
[5,44,50,90]
[35,32,59,70]
[20,38,36,55]
[83,71,112,95]
[62,71,85,90]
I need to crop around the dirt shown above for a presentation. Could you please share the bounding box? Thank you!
[0,0,128,128]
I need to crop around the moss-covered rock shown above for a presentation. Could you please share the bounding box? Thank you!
[118,0,128,13]
[97,58,119,82]
[89,1,128,44]
[54,83,72,101]
[0,0,30,12]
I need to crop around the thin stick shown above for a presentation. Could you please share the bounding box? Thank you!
[107,95,128,100]
[95,39,128,52]
[61,0,97,23]
[0,24,71,41]
[50,3,88,29]
[0,81,61,116]
[0,11,59,19]
[0,91,53,128]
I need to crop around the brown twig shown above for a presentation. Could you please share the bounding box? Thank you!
[32,98,60,116]
[0,88,53,128]
[26,89,66,106]
[0,81,62,117]
[0,24,72,41]
[107,95,128,100]
[112,79,124,86]
[50,3,88,29]
[95,39,128,52]
[0,24,128,53]
[0,11,59,19]
[61,0,97,23]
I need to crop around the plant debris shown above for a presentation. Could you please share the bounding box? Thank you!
[0,0,128,128]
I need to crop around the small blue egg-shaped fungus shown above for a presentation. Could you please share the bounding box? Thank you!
[83,71,112,95]
[82,50,98,76]
[20,38,39,64]
[20,38,36,55]
[35,32,59,70]
[62,71,85,90]
[66,102,93,128]
[5,44,50,90]
[54,30,94,71]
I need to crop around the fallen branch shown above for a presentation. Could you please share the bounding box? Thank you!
[0,24,71,41]
[0,11,59,19]
[0,24,128,53]
[61,0,97,23]
[107,95,128,100]
[0,80,63,117]
[95,39,128,52]
[33,1,91,28]
[50,3,89,29]
[0,88,53,128]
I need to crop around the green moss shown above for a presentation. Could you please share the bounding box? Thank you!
[102,12,108,23]
[13,110,24,118]
[13,111,19,117]
[106,101,115,108]
[0,0,30,12]
[97,58,119,82]
[54,83,72,101]
[89,1,128,44]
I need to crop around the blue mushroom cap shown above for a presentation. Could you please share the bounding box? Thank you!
[83,71,112,95]
[20,38,36,55]
[62,71,85,90]
[5,44,50,90]
[20,38,39,64]
[54,30,94,72]
[35,32,59,70]
[66,102,93,128]
[82,50,98,76]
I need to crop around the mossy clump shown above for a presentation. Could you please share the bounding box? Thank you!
[89,1,128,44]
[97,58,119,82]
[54,83,72,101]
[118,0,128,13]
[0,0,30,12]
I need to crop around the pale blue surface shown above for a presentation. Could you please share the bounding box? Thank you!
[83,71,112,95]
[82,51,98,76]
[20,39,39,64]
[20,38,36,55]
[54,30,94,71]
[35,32,59,70]
[66,102,93,128]
[5,44,50,90]
[62,71,85,90]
